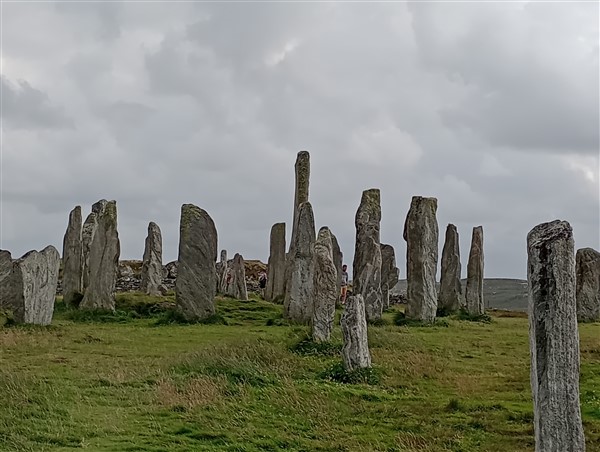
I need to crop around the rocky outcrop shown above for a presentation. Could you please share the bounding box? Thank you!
[265,223,286,302]
[438,224,462,313]
[576,247,600,322]
[312,227,338,342]
[140,222,163,296]
[465,226,484,315]
[62,206,83,306]
[341,294,371,371]
[380,244,399,311]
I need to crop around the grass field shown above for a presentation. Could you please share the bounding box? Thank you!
[0,293,598,451]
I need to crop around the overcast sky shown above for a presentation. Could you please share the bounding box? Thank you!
[2,1,598,279]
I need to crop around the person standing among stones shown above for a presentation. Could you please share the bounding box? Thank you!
[340,264,349,304]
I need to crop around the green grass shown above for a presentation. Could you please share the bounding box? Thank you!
[0,293,598,451]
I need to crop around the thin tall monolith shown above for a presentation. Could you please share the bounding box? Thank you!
[438,224,462,313]
[266,223,286,302]
[465,226,484,315]
[62,206,83,306]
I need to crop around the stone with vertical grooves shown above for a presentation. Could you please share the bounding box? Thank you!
[403,196,439,323]
[62,206,83,306]
[465,226,485,315]
[341,294,371,371]
[527,220,585,452]
[81,212,97,293]
[140,222,163,296]
[175,204,217,321]
[0,250,13,308]
[228,253,248,301]
[289,151,310,254]
[312,227,338,342]
[380,244,399,311]
[353,189,383,322]
[266,223,286,302]
[216,250,228,294]
[331,232,343,298]
[438,224,462,313]
[576,247,600,322]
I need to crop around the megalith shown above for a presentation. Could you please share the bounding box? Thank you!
[284,201,315,323]
[380,244,399,311]
[80,200,120,311]
[312,227,338,342]
[438,224,462,313]
[403,196,439,323]
[527,220,585,452]
[265,223,286,302]
[175,204,218,321]
[0,250,13,308]
[62,206,83,306]
[465,226,484,315]
[140,221,163,296]
[352,189,383,322]
[289,151,310,252]
[576,247,600,322]
[331,232,343,297]
[81,211,97,293]
[341,294,371,371]
[227,253,248,301]
[216,250,228,294]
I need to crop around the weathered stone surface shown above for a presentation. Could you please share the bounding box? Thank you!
[81,212,97,292]
[265,223,286,302]
[0,250,14,308]
[527,220,585,452]
[341,294,372,371]
[312,227,338,342]
[576,247,600,322]
[80,200,120,311]
[140,222,163,296]
[62,206,83,306]
[216,250,228,294]
[175,204,217,321]
[465,226,485,315]
[403,196,439,323]
[227,253,248,300]
[380,244,399,311]
[11,246,60,325]
[331,232,343,296]
[289,151,310,254]
[352,189,383,322]
[284,201,315,323]
[438,224,462,313]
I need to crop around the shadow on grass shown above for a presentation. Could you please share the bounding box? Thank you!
[320,362,380,385]
[393,311,449,327]
[290,336,342,357]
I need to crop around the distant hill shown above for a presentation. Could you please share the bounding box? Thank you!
[392,278,528,312]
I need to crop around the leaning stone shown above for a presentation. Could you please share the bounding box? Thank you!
[227,253,248,301]
[576,247,600,322]
[266,223,286,302]
[341,294,371,371]
[81,211,97,293]
[175,204,217,321]
[527,220,585,452]
[438,224,462,313]
[62,206,83,306]
[284,201,315,323]
[140,222,163,296]
[216,250,228,294]
[403,196,439,323]
[465,226,484,315]
[312,227,338,342]
[80,200,120,311]
[380,244,399,311]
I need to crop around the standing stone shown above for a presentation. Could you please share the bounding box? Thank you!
[380,244,400,311]
[341,294,372,371]
[175,204,217,321]
[81,211,97,293]
[403,196,439,323]
[331,232,343,297]
[62,206,83,306]
[527,220,585,452]
[576,247,600,322]
[140,222,163,296]
[80,200,120,311]
[227,253,248,301]
[284,201,315,323]
[10,246,60,325]
[353,189,383,322]
[438,224,462,313]
[312,227,338,342]
[216,250,228,294]
[265,223,286,302]
[465,226,485,315]
[289,151,310,254]
[0,250,14,308]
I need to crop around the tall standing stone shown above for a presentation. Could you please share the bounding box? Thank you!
[80,200,120,311]
[140,222,163,296]
[403,196,439,323]
[216,250,228,294]
[10,246,60,325]
[81,212,97,293]
[353,189,383,322]
[227,253,248,301]
[576,247,600,322]
[265,223,286,302]
[331,232,343,297]
[175,204,218,321]
[312,227,338,342]
[62,206,83,306]
[527,220,585,452]
[465,226,484,315]
[0,250,13,308]
[341,294,372,371]
[289,151,310,254]
[438,224,462,313]
[380,244,399,311]
[284,201,315,323]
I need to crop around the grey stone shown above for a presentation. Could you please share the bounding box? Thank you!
[341,294,372,371]
[403,196,439,323]
[527,220,585,452]
[81,211,97,293]
[140,222,163,296]
[438,224,462,313]
[227,253,248,301]
[62,206,83,306]
[0,250,14,309]
[289,151,310,254]
[265,223,286,302]
[80,200,120,311]
[331,232,343,298]
[175,204,217,321]
[284,201,315,323]
[353,189,383,322]
[576,247,600,322]
[312,227,338,342]
[380,244,399,311]
[465,226,485,315]
[216,250,228,294]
